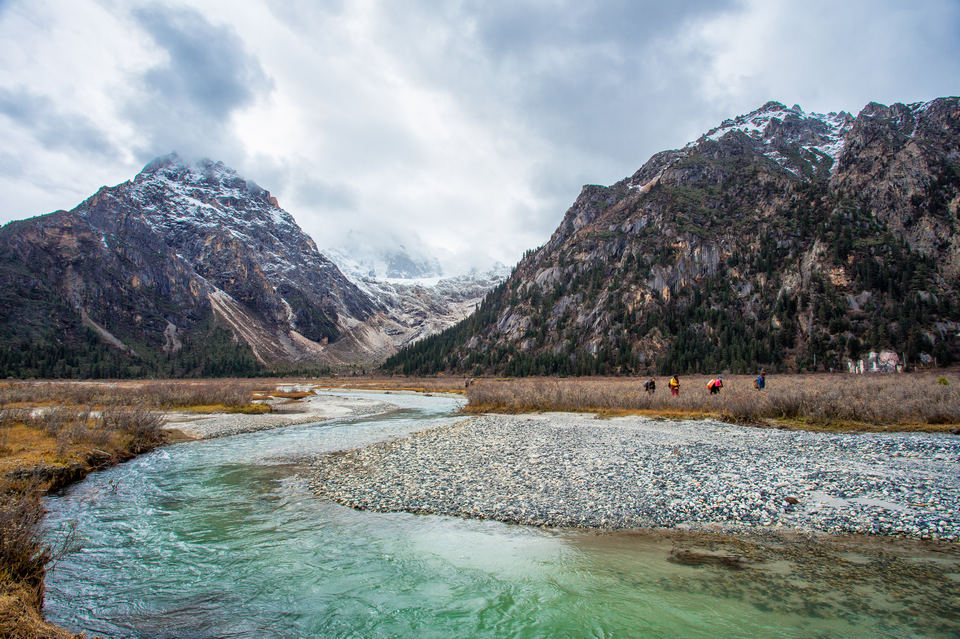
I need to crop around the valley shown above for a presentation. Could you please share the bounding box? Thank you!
[1,95,959,638]
[1,377,957,637]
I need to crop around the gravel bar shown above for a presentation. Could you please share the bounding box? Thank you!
[312,413,960,541]
[164,392,393,439]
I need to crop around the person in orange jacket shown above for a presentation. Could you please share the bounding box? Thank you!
[708,375,723,394]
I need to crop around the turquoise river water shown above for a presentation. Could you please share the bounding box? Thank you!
[43,391,959,638]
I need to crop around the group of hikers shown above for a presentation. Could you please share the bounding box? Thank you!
[642,370,766,396]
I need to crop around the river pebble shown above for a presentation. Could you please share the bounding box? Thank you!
[311,413,960,541]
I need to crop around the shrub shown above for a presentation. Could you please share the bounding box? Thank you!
[0,483,48,594]
[465,373,960,429]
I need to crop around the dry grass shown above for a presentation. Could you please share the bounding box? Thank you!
[0,478,81,638]
[265,391,315,400]
[0,580,78,639]
[465,373,960,432]
[0,379,271,413]
[312,375,471,394]
[0,408,166,477]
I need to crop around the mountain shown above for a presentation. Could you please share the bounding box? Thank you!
[340,264,511,350]
[324,236,444,280]
[384,98,960,376]
[0,153,384,378]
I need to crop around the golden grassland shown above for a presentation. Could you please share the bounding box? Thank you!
[464,372,960,432]
[0,378,277,413]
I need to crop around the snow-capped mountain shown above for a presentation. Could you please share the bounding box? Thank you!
[0,152,511,376]
[0,153,394,376]
[384,96,960,376]
[696,101,854,176]
[323,237,510,350]
[342,263,511,349]
[323,244,444,281]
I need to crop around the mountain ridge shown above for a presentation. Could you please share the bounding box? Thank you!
[384,97,960,376]
[1,154,457,376]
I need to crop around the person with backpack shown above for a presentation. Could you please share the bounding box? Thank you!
[754,369,766,391]
[669,375,680,396]
[643,377,656,394]
[708,375,723,394]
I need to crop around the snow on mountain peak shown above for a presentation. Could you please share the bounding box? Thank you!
[121,153,296,233]
[75,153,341,305]
[137,152,270,200]
[694,101,854,175]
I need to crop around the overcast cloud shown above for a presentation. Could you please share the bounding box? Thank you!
[1,0,958,273]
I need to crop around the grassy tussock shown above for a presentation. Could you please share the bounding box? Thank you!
[0,481,80,638]
[465,374,960,431]
[0,379,269,413]
[0,408,166,467]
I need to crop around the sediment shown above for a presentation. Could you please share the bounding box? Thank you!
[163,392,394,439]
[312,412,960,540]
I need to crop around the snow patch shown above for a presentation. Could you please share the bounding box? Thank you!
[696,102,853,175]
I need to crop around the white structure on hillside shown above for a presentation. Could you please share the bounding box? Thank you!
[847,350,902,373]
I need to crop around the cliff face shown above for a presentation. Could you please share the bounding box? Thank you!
[0,154,381,377]
[386,98,960,376]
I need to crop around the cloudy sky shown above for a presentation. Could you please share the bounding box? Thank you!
[1,0,958,273]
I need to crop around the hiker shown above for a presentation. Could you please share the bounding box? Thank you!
[708,375,723,395]
[669,375,680,396]
[643,377,656,394]
[754,369,766,391]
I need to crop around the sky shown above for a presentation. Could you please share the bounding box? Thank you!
[1,0,959,274]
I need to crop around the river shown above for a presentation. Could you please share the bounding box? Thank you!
[43,391,959,638]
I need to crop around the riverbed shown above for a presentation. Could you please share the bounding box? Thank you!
[313,411,960,540]
[43,391,960,638]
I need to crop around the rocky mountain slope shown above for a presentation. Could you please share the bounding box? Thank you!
[323,244,510,350]
[0,154,390,377]
[341,265,510,350]
[385,98,960,376]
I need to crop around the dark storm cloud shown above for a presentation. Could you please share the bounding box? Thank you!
[125,4,272,160]
[0,87,117,156]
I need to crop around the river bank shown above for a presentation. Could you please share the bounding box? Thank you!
[312,411,960,541]
[163,389,395,439]
[1,384,393,638]
[31,389,960,637]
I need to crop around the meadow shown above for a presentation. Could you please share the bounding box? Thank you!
[463,373,960,432]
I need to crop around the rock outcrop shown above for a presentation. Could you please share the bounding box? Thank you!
[385,98,960,375]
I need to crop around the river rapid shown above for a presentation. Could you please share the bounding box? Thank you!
[43,391,959,638]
